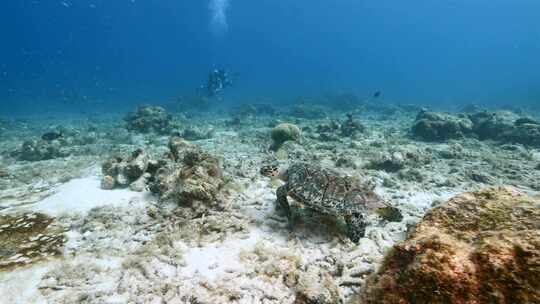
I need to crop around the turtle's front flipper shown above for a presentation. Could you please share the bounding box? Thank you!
[345,213,366,243]
[276,185,293,228]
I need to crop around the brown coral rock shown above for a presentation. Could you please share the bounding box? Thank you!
[356,187,540,304]
[151,137,224,208]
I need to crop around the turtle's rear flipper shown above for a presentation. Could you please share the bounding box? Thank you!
[276,185,294,228]
[345,213,366,243]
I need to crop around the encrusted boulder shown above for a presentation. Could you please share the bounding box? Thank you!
[150,137,225,209]
[124,106,172,134]
[412,111,474,141]
[101,149,150,191]
[469,111,519,140]
[11,139,68,161]
[356,187,540,304]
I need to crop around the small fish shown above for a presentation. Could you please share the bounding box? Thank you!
[41,131,63,141]
[373,91,381,99]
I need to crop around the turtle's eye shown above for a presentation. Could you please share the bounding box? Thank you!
[260,165,279,177]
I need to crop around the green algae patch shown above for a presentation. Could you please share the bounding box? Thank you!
[0,212,65,271]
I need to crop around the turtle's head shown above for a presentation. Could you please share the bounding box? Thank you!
[260,164,288,181]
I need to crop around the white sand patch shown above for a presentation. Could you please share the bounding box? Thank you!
[181,228,264,282]
[33,175,149,216]
[0,264,52,304]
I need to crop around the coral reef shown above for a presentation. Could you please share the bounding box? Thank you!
[101,149,151,191]
[0,212,65,271]
[124,106,172,134]
[11,139,68,161]
[150,137,226,210]
[357,187,540,304]
[271,123,302,151]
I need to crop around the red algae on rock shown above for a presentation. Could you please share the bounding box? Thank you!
[355,187,540,304]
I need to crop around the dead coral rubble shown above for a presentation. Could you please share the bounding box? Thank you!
[356,187,540,304]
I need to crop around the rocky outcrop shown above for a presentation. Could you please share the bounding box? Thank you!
[124,106,172,134]
[356,187,540,304]
[412,111,474,141]
[413,110,540,146]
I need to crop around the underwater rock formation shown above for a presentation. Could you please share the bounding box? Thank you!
[412,110,473,141]
[0,212,65,271]
[413,110,540,146]
[101,149,150,191]
[357,187,540,304]
[11,139,68,161]
[150,137,225,209]
[271,123,301,151]
[469,110,519,140]
[124,106,172,134]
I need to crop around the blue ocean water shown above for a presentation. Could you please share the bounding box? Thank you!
[1,0,539,115]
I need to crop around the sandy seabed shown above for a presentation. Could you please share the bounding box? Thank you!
[1,108,539,303]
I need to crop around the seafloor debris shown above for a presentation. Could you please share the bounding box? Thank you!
[0,212,65,271]
[236,103,277,118]
[290,103,328,119]
[271,123,301,151]
[11,139,68,161]
[262,162,402,242]
[340,113,365,137]
[124,105,172,134]
[0,168,8,178]
[357,187,540,304]
[179,125,214,140]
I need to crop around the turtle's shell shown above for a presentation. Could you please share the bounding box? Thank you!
[284,163,387,215]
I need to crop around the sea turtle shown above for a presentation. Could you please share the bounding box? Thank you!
[261,162,402,242]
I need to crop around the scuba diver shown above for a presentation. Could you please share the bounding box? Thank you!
[199,69,233,98]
